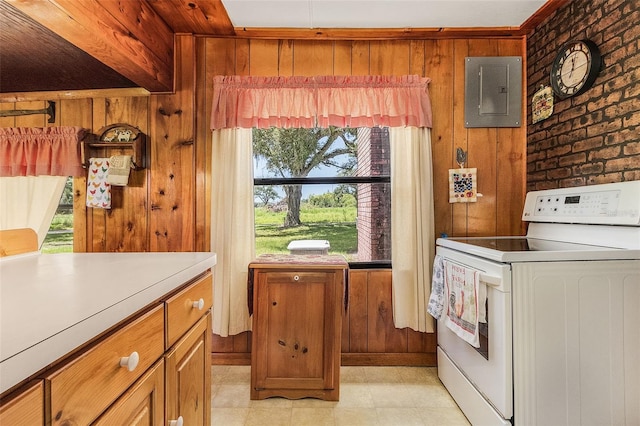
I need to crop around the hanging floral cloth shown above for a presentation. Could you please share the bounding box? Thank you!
[0,126,86,177]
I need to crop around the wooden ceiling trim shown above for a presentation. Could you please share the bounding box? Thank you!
[149,0,235,35]
[6,0,174,93]
[0,88,151,103]
[229,27,529,41]
[519,0,569,31]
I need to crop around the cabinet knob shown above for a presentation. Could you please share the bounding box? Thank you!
[119,351,139,372]
[294,275,300,281]
[192,298,205,310]
[169,416,184,426]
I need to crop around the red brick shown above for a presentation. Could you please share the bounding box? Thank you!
[623,170,640,180]
[558,153,587,166]
[623,113,640,127]
[588,173,623,184]
[559,177,587,187]
[623,142,640,155]
[547,168,573,179]
[605,156,639,172]
[572,137,604,153]
[586,118,623,137]
[537,158,559,170]
[573,162,605,175]
[547,145,573,158]
[605,129,638,145]
[588,145,622,160]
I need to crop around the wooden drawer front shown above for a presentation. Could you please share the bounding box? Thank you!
[0,380,43,425]
[48,304,164,426]
[165,273,212,348]
[262,271,328,285]
[93,358,164,426]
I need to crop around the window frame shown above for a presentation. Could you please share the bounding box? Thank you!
[254,177,392,269]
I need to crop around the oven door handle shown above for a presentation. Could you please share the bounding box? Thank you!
[479,272,502,287]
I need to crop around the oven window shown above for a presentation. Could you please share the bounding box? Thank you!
[476,298,489,360]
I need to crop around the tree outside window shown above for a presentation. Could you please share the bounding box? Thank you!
[253,127,390,264]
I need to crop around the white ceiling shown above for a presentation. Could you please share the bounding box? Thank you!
[221,0,549,29]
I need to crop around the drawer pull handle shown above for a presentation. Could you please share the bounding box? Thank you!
[294,275,300,281]
[169,416,184,426]
[192,298,205,310]
[119,351,139,372]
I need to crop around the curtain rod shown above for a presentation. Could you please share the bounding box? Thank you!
[0,101,55,123]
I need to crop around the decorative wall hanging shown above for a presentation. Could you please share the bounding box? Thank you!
[81,123,147,170]
[449,148,477,203]
[449,168,478,203]
[532,85,554,124]
[0,101,56,123]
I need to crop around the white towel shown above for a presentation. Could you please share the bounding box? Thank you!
[442,260,483,347]
[107,155,132,186]
[86,158,111,209]
[427,254,446,319]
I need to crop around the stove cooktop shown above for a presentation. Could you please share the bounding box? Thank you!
[436,235,638,263]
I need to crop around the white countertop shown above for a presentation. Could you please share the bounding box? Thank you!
[0,251,217,394]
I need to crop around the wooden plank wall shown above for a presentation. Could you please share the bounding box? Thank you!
[0,35,526,365]
[201,37,527,364]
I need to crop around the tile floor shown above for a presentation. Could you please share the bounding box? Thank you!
[211,365,470,425]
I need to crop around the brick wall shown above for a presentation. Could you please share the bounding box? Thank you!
[526,0,639,190]
[356,127,391,261]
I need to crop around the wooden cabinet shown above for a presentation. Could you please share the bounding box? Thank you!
[250,255,348,401]
[0,271,213,426]
[165,313,211,426]
[0,381,43,425]
[47,305,165,426]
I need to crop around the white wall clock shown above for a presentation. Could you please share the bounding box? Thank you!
[550,39,602,99]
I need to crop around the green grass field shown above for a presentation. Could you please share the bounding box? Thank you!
[41,207,358,257]
[41,213,74,254]
[255,205,357,259]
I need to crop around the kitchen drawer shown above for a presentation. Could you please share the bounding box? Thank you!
[0,380,43,425]
[165,273,212,348]
[93,358,164,426]
[47,304,164,426]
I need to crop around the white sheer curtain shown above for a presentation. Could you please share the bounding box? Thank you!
[210,76,435,336]
[210,128,255,336]
[390,127,435,333]
[0,176,67,248]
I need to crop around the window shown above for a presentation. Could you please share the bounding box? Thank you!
[253,127,390,265]
[41,177,74,253]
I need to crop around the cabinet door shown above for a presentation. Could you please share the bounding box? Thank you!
[0,381,43,426]
[253,271,340,391]
[93,359,164,426]
[165,312,211,426]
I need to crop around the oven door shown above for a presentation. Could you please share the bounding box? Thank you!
[436,246,513,422]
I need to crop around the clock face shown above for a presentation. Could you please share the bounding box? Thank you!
[550,40,601,99]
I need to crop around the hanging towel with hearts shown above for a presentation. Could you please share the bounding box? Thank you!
[86,157,111,209]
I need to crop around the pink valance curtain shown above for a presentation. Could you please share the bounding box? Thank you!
[210,75,432,130]
[0,126,86,177]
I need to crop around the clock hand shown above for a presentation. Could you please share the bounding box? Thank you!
[569,56,575,78]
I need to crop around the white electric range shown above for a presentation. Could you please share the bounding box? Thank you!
[435,181,640,425]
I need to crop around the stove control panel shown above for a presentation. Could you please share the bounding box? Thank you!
[522,181,640,225]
